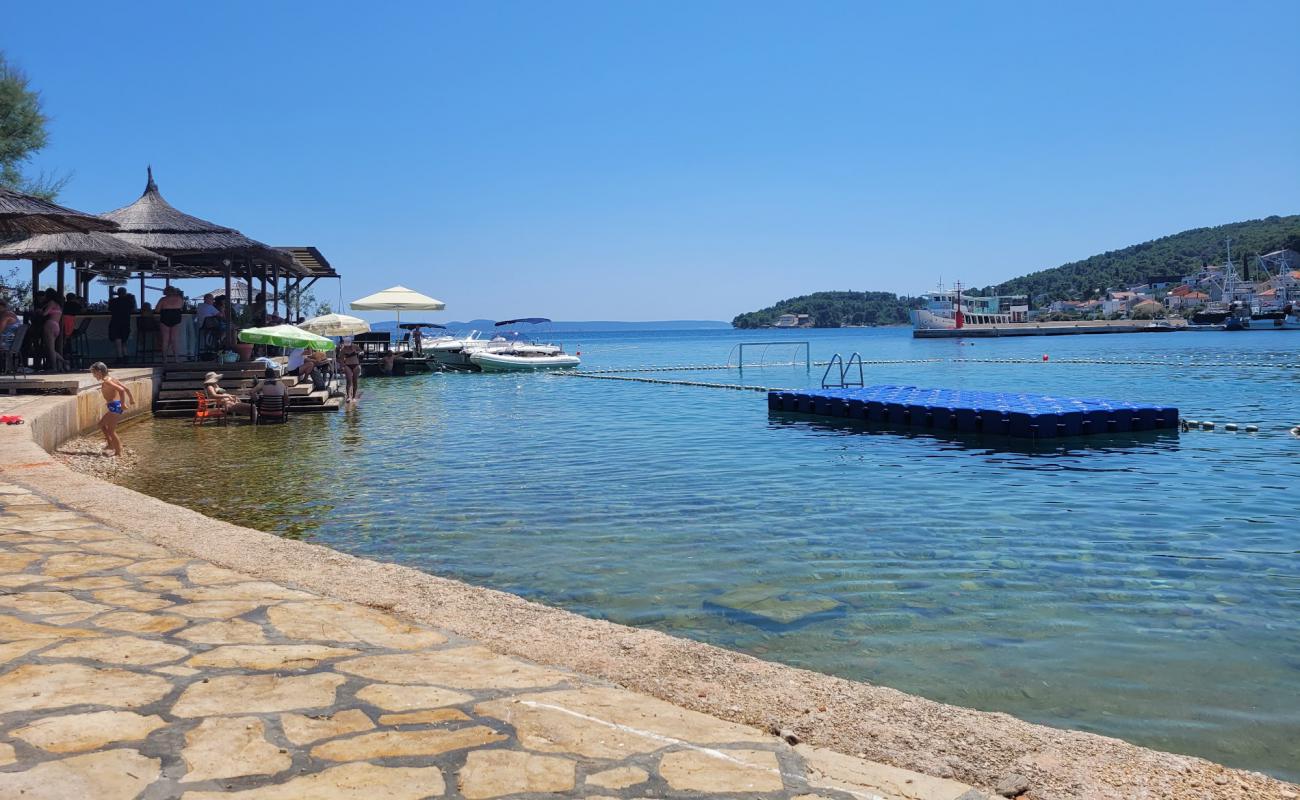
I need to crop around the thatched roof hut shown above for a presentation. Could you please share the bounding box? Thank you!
[0,186,118,237]
[0,231,162,264]
[101,168,292,272]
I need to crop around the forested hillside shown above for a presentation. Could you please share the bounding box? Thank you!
[733,216,1300,327]
[731,291,912,328]
[981,215,1300,302]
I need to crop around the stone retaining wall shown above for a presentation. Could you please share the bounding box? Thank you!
[17,371,156,453]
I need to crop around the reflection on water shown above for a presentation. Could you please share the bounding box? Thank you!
[114,328,1300,779]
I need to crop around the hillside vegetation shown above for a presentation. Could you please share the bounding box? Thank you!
[732,215,1300,327]
[731,291,911,328]
[983,215,1300,302]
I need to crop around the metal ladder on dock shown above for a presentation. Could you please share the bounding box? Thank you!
[821,352,864,389]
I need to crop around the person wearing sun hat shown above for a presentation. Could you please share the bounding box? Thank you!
[203,371,250,416]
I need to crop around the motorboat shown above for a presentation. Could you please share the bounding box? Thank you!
[468,317,580,371]
[470,350,581,371]
[427,331,509,370]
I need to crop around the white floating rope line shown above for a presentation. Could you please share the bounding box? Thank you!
[1180,419,1261,433]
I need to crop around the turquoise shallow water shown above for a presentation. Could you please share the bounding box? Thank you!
[115,328,1300,779]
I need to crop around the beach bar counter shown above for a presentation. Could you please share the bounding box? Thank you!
[71,311,200,361]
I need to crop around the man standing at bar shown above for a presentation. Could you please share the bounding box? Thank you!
[107,287,135,365]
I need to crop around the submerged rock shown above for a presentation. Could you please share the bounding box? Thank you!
[705,586,844,628]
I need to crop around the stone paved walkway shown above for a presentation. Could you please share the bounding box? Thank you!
[0,478,986,799]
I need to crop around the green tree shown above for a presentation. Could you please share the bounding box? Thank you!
[0,52,64,198]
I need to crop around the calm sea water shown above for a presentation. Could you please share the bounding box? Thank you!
[114,328,1300,779]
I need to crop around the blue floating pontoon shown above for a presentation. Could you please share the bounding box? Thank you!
[767,385,1178,440]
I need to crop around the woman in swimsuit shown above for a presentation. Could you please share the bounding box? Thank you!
[89,362,134,456]
[156,286,185,363]
[337,336,362,402]
[41,290,67,372]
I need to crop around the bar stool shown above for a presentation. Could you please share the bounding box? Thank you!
[135,317,161,363]
[66,318,93,367]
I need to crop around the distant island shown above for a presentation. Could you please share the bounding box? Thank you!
[732,291,912,329]
[733,215,1300,328]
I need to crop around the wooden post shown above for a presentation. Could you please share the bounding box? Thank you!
[30,260,42,306]
[224,261,234,348]
[56,257,65,299]
[271,262,280,321]
[258,267,267,321]
[139,273,146,307]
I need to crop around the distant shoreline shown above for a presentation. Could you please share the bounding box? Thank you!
[371,320,731,332]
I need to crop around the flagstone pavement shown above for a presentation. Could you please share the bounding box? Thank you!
[0,479,987,800]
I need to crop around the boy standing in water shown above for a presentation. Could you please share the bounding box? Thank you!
[89,362,134,456]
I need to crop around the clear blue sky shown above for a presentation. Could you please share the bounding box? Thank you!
[5,1,1298,321]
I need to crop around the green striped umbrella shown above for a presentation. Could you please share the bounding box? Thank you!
[237,324,336,351]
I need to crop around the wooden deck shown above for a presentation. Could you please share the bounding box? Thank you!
[151,361,343,417]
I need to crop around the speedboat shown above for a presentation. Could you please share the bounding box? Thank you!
[470,350,581,371]
[427,331,509,370]
[469,317,580,371]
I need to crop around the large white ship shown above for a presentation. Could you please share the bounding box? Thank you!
[909,284,1029,331]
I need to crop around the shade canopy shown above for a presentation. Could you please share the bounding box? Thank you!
[299,313,370,337]
[99,168,293,273]
[350,285,445,312]
[207,281,253,303]
[0,231,162,263]
[398,322,446,329]
[237,324,335,351]
[0,185,119,236]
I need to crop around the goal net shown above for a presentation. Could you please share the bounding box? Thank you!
[725,341,811,371]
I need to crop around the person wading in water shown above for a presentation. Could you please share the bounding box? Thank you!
[89,362,134,456]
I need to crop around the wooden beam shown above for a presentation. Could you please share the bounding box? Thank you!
[56,257,65,299]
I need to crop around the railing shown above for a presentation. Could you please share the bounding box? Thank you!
[821,352,864,388]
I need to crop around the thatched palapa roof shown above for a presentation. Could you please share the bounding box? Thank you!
[101,168,294,273]
[0,185,119,236]
[0,231,162,263]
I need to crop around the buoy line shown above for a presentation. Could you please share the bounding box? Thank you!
[552,372,779,392]
[575,359,941,375]
[1179,419,1262,433]
[951,358,1299,368]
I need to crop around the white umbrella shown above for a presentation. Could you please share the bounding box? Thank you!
[350,285,445,324]
[299,313,370,337]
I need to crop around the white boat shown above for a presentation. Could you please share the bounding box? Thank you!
[469,317,580,370]
[428,331,509,370]
[910,282,1030,331]
[470,351,580,371]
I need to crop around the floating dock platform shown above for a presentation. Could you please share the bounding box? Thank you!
[768,385,1178,439]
